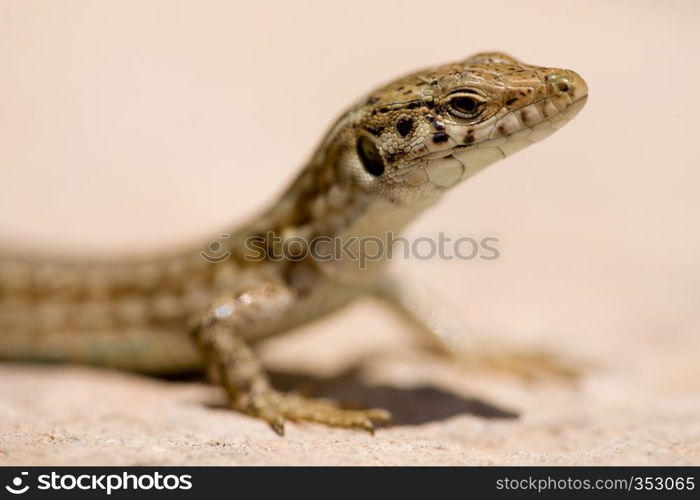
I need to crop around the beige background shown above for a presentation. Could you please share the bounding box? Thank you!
[1,0,699,465]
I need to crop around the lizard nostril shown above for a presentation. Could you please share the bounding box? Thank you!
[546,73,574,95]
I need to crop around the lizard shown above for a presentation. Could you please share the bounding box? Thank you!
[0,52,588,435]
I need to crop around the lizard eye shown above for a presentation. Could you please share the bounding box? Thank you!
[447,92,486,119]
[356,136,385,176]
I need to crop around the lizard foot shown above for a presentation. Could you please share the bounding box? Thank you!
[231,390,392,436]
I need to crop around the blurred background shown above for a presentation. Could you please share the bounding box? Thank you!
[0,1,698,464]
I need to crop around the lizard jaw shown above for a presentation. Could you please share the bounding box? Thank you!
[421,93,588,189]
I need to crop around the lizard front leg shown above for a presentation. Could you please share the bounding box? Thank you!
[192,281,391,435]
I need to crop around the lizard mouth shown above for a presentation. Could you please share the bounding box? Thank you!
[418,95,588,189]
[420,94,588,160]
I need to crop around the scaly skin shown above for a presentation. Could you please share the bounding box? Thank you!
[0,53,588,434]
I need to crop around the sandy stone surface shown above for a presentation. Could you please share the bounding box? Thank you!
[1,1,699,465]
[1,298,699,465]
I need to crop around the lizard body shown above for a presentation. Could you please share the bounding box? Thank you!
[0,53,587,433]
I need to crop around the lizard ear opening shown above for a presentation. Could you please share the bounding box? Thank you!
[356,136,385,176]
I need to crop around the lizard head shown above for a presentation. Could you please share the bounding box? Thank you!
[270,53,587,244]
[347,52,588,205]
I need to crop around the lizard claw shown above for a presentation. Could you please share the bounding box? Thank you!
[236,390,392,435]
[267,415,286,436]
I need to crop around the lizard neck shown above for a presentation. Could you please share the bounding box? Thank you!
[222,121,442,282]
[234,109,441,250]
